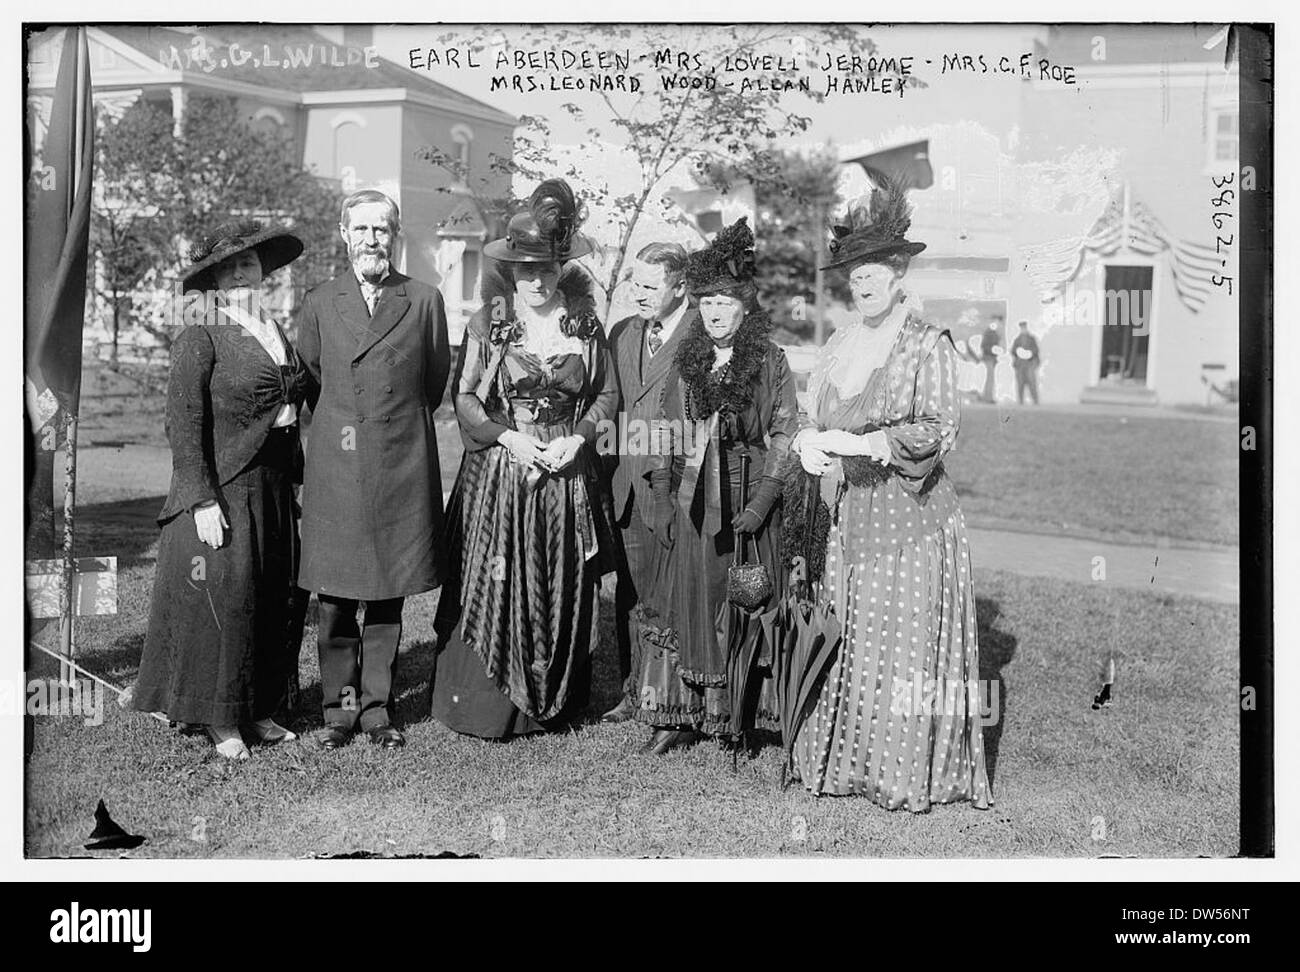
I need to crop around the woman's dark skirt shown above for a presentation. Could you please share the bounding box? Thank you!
[131,428,298,726]
[634,470,784,737]
[430,419,612,740]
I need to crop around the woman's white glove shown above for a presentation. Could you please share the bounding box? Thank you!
[539,434,584,472]
[193,501,228,549]
[499,429,547,469]
[794,428,834,476]
[798,428,891,467]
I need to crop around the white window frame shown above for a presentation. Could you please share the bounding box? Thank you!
[1205,94,1239,174]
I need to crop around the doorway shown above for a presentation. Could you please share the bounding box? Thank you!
[1098,265,1153,383]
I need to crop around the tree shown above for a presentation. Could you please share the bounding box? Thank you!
[419,25,918,316]
[90,96,346,353]
[90,100,176,367]
[707,147,849,343]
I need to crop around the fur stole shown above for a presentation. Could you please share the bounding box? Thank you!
[673,306,774,419]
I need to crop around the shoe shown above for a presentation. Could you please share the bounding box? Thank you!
[640,728,699,756]
[206,725,250,761]
[313,724,353,750]
[600,697,637,724]
[366,725,406,749]
[251,718,297,744]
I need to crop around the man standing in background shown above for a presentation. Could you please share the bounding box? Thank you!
[601,243,692,723]
[1012,318,1042,405]
[980,314,1005,404]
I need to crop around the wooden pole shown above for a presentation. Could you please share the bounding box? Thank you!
[58,407,78,686]
[813,201,827,346]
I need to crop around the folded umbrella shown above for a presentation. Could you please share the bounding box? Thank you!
[772,471,843,787]
[721,450,779,764]
[720,602,766,767]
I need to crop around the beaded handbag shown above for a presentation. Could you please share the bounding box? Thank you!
[727,450,773,610]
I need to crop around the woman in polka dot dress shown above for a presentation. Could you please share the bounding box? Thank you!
[788,177,993,811]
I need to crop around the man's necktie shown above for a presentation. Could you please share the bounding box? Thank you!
[647,320,663,355]
[361,284,379,317]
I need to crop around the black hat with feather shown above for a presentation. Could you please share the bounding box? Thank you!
[686,217,757,299]
[821,172,926,271]
[484,178,593,264]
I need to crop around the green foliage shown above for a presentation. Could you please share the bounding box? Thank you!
[419,26,893,313]
[90,96,346,348]
[705,147,849,343]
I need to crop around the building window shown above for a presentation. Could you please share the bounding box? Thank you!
[450,124,474,184]
[1206,98,1239,171]
[1213,108,1238,162]
[252,106,286,138]
[461,248,481,302]
[333,120,363,180]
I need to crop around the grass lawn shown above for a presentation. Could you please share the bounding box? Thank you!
[26,552,1238,858]
[29,362,1238,858]
[74,363,1238,549]
[945,404,1238,548]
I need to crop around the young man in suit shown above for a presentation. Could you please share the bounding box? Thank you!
[296,189,451,750]
[601,242,693,723]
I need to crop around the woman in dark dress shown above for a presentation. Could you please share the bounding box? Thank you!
[131,220,309,760]
[633,218,799,755]
[429,179,618,739]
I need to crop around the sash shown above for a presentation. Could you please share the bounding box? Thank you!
[676,412,723,537]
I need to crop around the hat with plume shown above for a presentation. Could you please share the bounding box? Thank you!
[821,172,926,271]
[686,217,758,298]
[484,178,593,264]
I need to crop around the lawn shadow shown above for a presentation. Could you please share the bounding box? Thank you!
[62,495,165,570]
[975,595,1016,786]
[588,590,626,723]
[394,638,437,727]
[87,631,147,680]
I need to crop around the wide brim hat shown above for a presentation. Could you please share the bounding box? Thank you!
[821,236,926,271]
[820,174,926,271]
[483,178,593,264]
[181,219,304,293]
[686,217,757,298]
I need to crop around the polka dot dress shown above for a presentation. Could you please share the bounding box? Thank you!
[792,317,993,812]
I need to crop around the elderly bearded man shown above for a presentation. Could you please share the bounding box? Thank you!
[601,242,694,723]
[296,189,451,750]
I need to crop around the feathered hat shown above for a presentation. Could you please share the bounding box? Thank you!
[686,217,757,298]
[821,173,926,271]
[181,218,304,294]
[484,178,593,264]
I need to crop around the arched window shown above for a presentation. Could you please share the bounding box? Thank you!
[333,118,365,180]
[450,124,474,184]
[252,106,286,138]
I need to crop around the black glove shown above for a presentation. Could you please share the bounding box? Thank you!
[732,476,781,535]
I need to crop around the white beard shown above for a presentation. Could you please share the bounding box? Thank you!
[352,251,389,278]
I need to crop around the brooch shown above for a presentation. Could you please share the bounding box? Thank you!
[489,318,526,347]
[561,312,600,341]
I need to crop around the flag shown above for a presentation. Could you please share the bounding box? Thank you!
[24,26,94,555]
[1019,182,1219,313]
[845,139,935,191]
